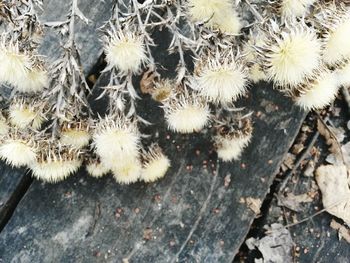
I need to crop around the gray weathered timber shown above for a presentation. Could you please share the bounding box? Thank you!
[0,82,307,262]
[38,0,114,74]
[0,0,114,229]
[0,162,31,231]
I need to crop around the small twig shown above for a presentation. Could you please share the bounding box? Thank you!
[243,0,264,22]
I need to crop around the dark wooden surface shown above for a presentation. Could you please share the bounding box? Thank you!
[0,81,306,262]
[0,0,114,232]
[0,1,314,261]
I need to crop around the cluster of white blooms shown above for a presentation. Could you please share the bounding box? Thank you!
[0,0,350,185]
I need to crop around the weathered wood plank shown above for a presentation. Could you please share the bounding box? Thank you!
[0,82,306,262]
[0,0,114,229]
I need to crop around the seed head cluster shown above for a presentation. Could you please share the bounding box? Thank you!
[1,0,350,184]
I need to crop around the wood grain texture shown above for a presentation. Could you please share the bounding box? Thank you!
[0,82,306,262]
[0,0,114,229]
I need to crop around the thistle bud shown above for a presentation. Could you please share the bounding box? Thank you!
[0,38,32,87]
[86,158,110,178]
[187,0,241,34]
[93,115,141,167]
[141,144,170,183]
[193,51,247,104]
[279,0,316,19]
[214,116,253,162]
[30,143,82,183]
[317,5,350,65]
[0,132,37,167]
[104,31,146,74]
[112,157,141,184]
[60,121,91,149]
[8,99,44,130]
[261,20,322,88]
[163,87,210,134]
[293,69,339,110]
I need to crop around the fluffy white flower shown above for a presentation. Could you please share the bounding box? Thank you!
[105,32,146,74]
[194,54,247,104]
[31,159,82,183]
[216,135,252,162]
[322,10,350,65]
[164,89,210,133]
[264,22,322,87]
[215,117,253,162]
[15,67,48,93]
[187,0,241,34]
[0,139,37,167]
[86,160,110,178]
[112,158,141,184]
[141,145,170,183]
[0,40,32,87]
[9,102,44,130]
[93,115,140,166]
[336,60,350,87]
[151,79,173,102]
[280,0,316,18]
[294,70,339,110]
[60,129,90,149]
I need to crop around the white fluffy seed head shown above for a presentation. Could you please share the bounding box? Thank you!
[141,145,170,183]
[164,89,210,133]
[264,21,322,87]
[0,39,32,87]
[86,160,110,178]
[336,60,350,87]
[30,144,82,183]
[60,129,90,149]
[280,0,316,18]
[15,67,48,93]
[321,9,350,65]
[9,101,44,130]
[31,159,81,183]
[105,31,146,74]
[112,158,141,184]
[93,115,140,166]
[0,139,37,167]
[194,53,247,104]
[214,116,253,162]
[187,0,241,34]
[294,70,339,110]
[216,135,252,161]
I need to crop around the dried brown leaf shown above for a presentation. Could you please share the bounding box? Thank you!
[316,165,350,225]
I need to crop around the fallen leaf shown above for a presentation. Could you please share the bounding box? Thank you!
[277,193,313,212]
[315,165,350,225]
[245,223,294,263]
[330,219,350,243]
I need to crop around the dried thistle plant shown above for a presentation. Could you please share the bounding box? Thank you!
[0,0,350,185]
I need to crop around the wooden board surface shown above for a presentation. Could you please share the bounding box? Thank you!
[0,0,114,231]
[0,81,306,262]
